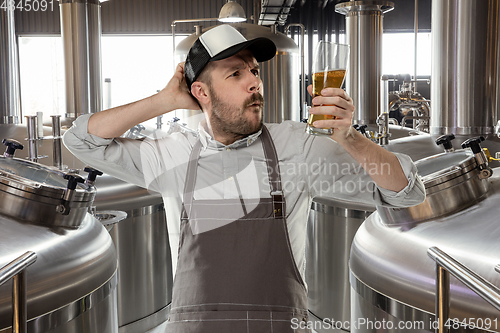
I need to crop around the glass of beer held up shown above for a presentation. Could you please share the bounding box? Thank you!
[306,41,350,136]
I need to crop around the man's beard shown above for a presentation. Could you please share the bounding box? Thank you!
[208,87,265,141]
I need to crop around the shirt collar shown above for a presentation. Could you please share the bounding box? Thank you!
[197,120,262,150]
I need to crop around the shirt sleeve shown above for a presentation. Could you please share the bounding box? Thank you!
[376,152,426,207]
[62,114,162,192]
[303,134,425,208]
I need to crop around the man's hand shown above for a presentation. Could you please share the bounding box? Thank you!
[307,85,409,193]
[307,85,356,142]
[157,62,201,112]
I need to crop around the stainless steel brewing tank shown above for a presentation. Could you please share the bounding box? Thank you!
[0,124,172,332]
[335,1,394,126]
[0,156,118,332]
[306,198,374,332]
[174,23,300,125]
[350,148,500,332]
[93,176,172,333]
[430,0,500,136]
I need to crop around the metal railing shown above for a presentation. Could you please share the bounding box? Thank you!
[427,246,500,333]
[0,251,37,333]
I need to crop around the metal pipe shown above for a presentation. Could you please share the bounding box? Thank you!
[379,75,390,145]
[87,0,103,113]
[60,0,91,119]
[413,0,418,93]
[0,7,21,124]
[36,112,44,138]
[171,18,218,69]
[428,246,500,333]
[52,115,63,169]
[436,265,450,333]
[335,1,394,126]
[285,23,306,120]
[25,115,39,163]
[103,78,111,110]
[156,115,163,130]
[0,251,37,333]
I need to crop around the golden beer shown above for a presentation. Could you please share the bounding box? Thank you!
[307,69,346,128]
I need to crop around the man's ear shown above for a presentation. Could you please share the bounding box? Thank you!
[190,82,210,106]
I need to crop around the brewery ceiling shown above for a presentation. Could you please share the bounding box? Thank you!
[13,0,431,35]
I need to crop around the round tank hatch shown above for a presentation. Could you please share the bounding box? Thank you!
[0,156,96,227]
[378,149,491,225]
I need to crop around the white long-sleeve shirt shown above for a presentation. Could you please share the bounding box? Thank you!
[63,114,425,282]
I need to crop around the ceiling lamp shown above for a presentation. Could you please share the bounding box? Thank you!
[218,0,247,23]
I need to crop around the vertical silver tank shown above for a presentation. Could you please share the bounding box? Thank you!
[0,156,118,332]
[0,124,173,333]
[335,1,394,126]
[306,198,374,331]
[0,8,21,124]
[60,0,103,119]
[57,3,173,331]
[173,23,300,125]
[430,0,500,136]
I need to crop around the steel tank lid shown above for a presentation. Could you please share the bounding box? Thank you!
[0,213,117,330]
[415,149,476,190]
[0,156,94,201]
[0,156,96,227]
[378,148,490,225]
[175,23,298,58]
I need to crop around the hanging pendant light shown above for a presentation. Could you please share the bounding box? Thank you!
[218,0,247,23]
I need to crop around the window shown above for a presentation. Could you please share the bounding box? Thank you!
[18,35,187,126]
[382,32,432,76]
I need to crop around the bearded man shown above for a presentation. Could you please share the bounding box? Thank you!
[64,24,424,333]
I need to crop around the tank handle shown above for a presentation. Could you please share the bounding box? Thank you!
[435,133,455,152]
[0,251,37,333]
[2,138,24,157]
[427,246,500,333]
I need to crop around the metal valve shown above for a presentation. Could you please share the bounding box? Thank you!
[56,174,85,215]
[436,133,455,152]
[84,167,103,186]
[353,124,368,134]
[2,138,24,157]
[461,137,493,179]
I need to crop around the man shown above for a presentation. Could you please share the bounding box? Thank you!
[64,24,424,332]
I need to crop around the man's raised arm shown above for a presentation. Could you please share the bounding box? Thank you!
[88,63,200,139]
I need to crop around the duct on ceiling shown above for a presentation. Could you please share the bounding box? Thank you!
[259,0,298,25]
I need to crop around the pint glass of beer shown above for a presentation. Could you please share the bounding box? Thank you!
[306,41,350,136]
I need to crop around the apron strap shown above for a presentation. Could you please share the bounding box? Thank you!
[182,139,203,219]
[260,126,285,218]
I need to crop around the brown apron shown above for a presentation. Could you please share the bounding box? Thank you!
[165,126,310,332]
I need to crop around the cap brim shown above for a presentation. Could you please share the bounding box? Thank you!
[211,37,276,63]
